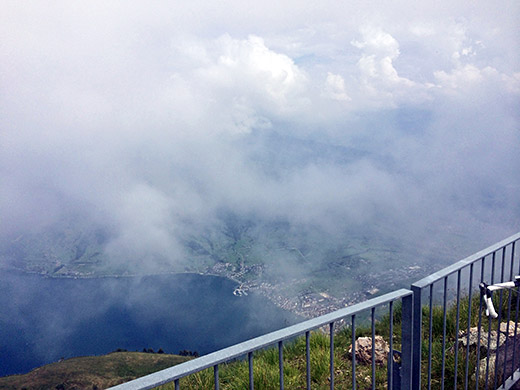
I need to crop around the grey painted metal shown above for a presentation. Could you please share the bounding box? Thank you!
[427,284,433,390]
[108,289,411,390]
[109,234,520,390]
[453,270,461,390]
[504,318,513,388]
[400,293,413,390]
[214,364,219,390]
[464,263,474,390]
[441,277,448,390]
[329,322,334,390]
[248,352,253,390]
[485,309,493,390]
[371,308,376,390]
[412,232,520,289]
[513,290,520,385]
[409,233,520,390]
[279,340,284,390]
[499,369,520,390]
[485,253,497,390]
[411,284,422,390]
[352,314,356,390]
[501,245,507,283]
[513,251,520,379]
[495,249,508,390]
[474,258,486,390]
[503,245,516,381]
[388,301,394,390]
[306,331,311,390]
[492,251,497,284]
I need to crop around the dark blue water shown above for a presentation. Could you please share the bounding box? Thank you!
[0,271,299,377]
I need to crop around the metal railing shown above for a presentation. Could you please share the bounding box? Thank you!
[109,289,413,390]
[109,232,520,390]
[411,232,520,390]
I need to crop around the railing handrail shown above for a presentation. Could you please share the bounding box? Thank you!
[108,231,520,390]
[412,231,520,288]
[108,288,412,390]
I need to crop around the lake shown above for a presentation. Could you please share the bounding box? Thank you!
[0,271,299,377]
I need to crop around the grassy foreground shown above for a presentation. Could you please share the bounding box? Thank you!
[1,291,516,389]
[164,291,517,390]
[0,352,190,390]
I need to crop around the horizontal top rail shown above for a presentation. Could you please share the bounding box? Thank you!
[108,288,412,390]
[412,231,520,288]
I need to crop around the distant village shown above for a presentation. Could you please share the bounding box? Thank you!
[3,251,428,320]
[204,260,426,319]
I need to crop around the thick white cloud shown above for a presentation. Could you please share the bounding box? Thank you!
[1,0,519,270]
[324,72,351,101]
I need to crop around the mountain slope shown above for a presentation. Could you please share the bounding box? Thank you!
[0,352,189,390]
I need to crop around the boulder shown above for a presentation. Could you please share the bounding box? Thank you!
[499,321,518,337]
[458,327,506,353]
[474,355,496,385]
[473,333,520,387]
[348,335,389,366]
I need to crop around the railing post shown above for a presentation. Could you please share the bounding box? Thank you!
[248,352,254,390]
[411,285,422,390]
[279,340,284,390]
[401,293,413,390]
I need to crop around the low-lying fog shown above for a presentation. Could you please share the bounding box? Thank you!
[1,1,519,284]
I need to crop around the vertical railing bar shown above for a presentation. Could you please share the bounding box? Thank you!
[512,277,520,382]
[464,263,474,390]
[412,285,423,390]
[453,270,462,390]
[388,301,394,390]
[428,284,434,390]
[371,308,376,390]
[441,276,448,390]
[491,251,497,284]
[279,340,284,390]
[484,318,492,390]
[330,322,334,390]
[512,242,519,379]
[494,248,507,390]
[175,378,180,390]
[475,257,486,390]
[500,245,506,283]
[214,364,219,390]
[503,242,516,382]
[502,287,513,383]
[485,252,497,390]
[306,331,311,390]
[401,293,413,390]
[509,241,515,281]
[512,289,520,377]
[352,315,356,390]
[248,351,254,390]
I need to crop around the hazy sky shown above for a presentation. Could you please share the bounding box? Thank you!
[1,1,519,269]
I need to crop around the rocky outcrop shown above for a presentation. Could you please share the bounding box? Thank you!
[348,335,389,366]
[466,322,520,387]
[458,327,506,354]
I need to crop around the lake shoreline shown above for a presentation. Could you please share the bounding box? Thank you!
[0,270,300,377]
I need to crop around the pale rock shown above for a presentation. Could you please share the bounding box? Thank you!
[458,327,505,353]
[348,335,389,366]
[473,355,496,384]
[499,321,518,337]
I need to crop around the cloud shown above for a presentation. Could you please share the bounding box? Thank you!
[324,72,351,101]
[1,0,519,272]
